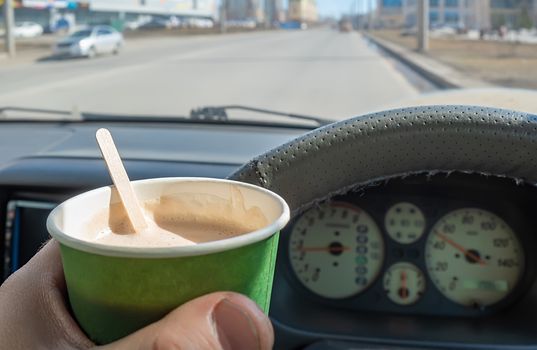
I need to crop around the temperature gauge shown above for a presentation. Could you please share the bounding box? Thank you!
[383,262,425,305]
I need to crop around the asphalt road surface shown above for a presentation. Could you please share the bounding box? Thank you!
[0,28,426,121]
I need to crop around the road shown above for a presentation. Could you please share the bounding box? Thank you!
[0,29,425,121]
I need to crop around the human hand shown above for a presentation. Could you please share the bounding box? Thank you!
[0,240,274,350]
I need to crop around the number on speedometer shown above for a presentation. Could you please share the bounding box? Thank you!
[425,208,524,307]
[289,202,385,299]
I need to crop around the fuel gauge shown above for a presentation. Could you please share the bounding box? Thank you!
[383,262,425,305]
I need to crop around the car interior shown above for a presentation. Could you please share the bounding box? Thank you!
[1,104,536,349]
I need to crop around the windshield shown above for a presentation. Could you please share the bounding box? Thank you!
[69,29,93,38]
[1,0,536,122]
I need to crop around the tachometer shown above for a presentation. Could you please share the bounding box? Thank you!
[289,202,385,299]
[426,208,524,307]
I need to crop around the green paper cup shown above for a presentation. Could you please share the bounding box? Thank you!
[47,177,290,345]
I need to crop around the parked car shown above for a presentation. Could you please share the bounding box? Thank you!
[138,18,170,30]
[430,23,458,37]
[168,16,181,28]
[183,17,214,28]
[225,19,257,29]
[53,26,124,58]
[14,22,43,38]
[400,27,417,36]
[124,16,152,31]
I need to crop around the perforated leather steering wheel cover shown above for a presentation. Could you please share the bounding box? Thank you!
[229,105,537,212]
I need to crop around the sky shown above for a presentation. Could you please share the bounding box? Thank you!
[210,1,374,19]
[317,0,374,18]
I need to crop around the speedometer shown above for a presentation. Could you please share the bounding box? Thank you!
[425,208,524,307]
[289,202,384,299]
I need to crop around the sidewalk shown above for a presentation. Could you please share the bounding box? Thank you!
[0,47,54,65]
[363,32,492,89]
[0,31,193,65]
[0,27,261,65]
[366,30,537,90]
[0,34,58,64]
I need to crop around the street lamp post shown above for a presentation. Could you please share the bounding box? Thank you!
[220,0,227,33]
[265,0,271,29]
[3,0,16,57]
[417,0,429,52]
[367,0,374,30]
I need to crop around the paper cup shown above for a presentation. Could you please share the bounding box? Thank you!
[47,177,289,344]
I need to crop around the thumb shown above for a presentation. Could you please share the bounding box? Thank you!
[96,292,274,350]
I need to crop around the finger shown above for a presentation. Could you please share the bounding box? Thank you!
[0,240,94,350]
[98,292,274,350]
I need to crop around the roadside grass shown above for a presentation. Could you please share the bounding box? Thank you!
[372,29,537,89]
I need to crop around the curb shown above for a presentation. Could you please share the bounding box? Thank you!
[362,32,492,89]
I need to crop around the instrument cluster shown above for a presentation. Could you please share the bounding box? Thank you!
[283,176,536,316]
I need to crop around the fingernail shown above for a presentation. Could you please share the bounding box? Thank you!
[213,299,260,350]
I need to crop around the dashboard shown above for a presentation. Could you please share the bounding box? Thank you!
[0,121,302,280]
[0,121,536,349]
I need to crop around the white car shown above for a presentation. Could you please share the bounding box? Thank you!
[53,26,124,58]
[124,16,152,30]
[14,22,43,38]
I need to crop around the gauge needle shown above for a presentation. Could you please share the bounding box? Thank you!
[401,271,408,299]
[436,233,487,266]
[295,246,350,253]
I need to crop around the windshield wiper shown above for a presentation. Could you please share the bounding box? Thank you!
[189,105,332,127]
[0,106,83,121]
[0,106,191,123]
[0,105,331,129]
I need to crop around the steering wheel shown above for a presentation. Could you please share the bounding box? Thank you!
[229,105,537,211]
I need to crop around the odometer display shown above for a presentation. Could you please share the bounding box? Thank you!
[289,202,384,299]
[425,208,524,307]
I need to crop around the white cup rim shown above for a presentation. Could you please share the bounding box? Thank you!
[47,177,290,258]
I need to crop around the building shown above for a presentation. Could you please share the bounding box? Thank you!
[376,0,537,30]
[226,0,263,22]
[489,0,537,28]
[403,0,491,29]
[265,0,285,24]
[287,0,318,23]
[376,0,405,28]
[375,0,491,29]
[4,0,217,30]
